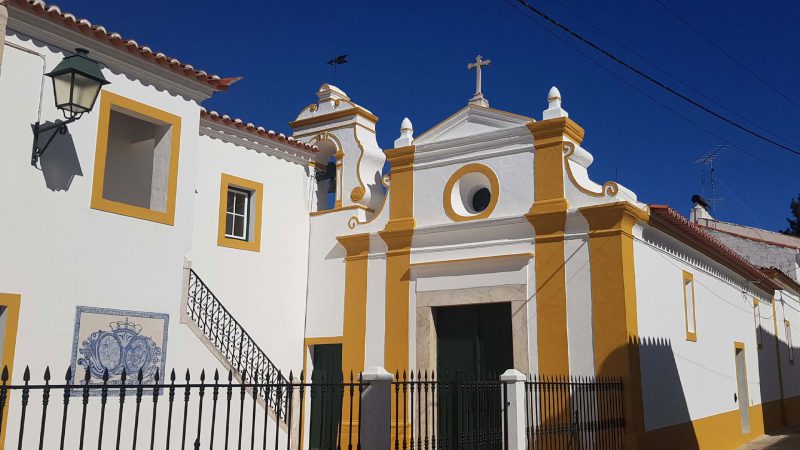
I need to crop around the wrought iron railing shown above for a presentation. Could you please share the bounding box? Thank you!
[525,375,624,450]
[392,371,509,450]
[186,269,290,421]
[0,365,364,450]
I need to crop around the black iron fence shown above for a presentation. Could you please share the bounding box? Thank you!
[0,365,364,450]
[392,372,509,450]
[0,365,623,450]
[524,376,624,450]
[186,269,289,420]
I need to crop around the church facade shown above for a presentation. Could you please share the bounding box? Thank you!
[2,1,800,448]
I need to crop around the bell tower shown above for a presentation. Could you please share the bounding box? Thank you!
[290,84,386,212]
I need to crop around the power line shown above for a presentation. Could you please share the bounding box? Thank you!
[547,0,798,149]
[509,0,800,158]
[653,0,800,112]
[501,0,800,180]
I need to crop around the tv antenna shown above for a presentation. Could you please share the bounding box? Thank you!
[694,144,726,216]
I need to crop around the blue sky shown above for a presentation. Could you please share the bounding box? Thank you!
[58,0,800,231]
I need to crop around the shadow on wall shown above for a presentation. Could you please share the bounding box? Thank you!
[757,324,794,436]
[602,336,699,449]
[31,121,83,191]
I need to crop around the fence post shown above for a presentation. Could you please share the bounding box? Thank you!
[500,369,526,450]
[360,366,393,449]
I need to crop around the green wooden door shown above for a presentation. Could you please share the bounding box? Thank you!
[309,344,343,449]
[437,302,513,380]
[437,303,513,448]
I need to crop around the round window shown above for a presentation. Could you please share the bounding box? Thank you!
[443,163,499,222]
[471,187,491,212]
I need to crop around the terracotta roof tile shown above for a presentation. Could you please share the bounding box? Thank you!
[11,0,239,92]
[649,205,780,292]
[200,109,318,153]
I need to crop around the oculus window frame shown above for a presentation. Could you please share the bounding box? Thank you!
[217,173,263,252]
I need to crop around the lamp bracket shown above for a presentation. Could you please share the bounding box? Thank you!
[31,117,77,166]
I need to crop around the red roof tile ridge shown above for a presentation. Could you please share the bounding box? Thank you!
[11,0,240,92]
[648,204,780,292]
[200,109,318,153]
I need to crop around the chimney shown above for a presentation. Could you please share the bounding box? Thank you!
[689,194,714,223]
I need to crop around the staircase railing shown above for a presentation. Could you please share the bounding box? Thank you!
[186,269,289,421]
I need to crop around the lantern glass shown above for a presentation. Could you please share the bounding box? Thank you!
[47,49,109,118]
[71,72,103,112]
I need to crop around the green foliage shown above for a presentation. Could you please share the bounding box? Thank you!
[784,192,800,236]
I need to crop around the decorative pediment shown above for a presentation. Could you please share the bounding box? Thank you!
[413,104,532,146]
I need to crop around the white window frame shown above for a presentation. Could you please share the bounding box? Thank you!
[225,186,251,241]
[787,320,794,364]
[754,298,763,349]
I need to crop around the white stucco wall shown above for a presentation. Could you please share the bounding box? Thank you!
[634,225,775,431]
[189,133,311,373]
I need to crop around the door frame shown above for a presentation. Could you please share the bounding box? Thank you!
[733,341,751,434]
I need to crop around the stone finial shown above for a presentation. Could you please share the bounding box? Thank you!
[394,117,414,147]
[543,85,569,120]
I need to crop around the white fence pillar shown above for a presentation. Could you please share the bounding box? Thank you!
[360,366,393,449]
[501,369,527,450]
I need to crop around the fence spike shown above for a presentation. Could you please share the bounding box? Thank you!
[64,366,71,382]
[121,370,127,383]
[44,366,51,381]
[154,368,160,382]
[83,366,91,382]
[300,369,305,383]
[431,370,435,381]
[403,370,406,381]
[289,370,294,384]
[23,366,30,381]
[102,368,109,382]
[200,369,206,382]
[184,369,190,382]
[1,366,7,382]
[227,369,233,382]
[170,368,176,382]
[136,368,143,382]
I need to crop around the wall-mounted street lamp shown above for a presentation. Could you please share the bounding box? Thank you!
[32,48,109,165]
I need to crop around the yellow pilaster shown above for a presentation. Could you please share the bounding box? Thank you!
[525,118,584,376]
[380,145,415,376]
[580,201,648,449]
[337,233,371,376]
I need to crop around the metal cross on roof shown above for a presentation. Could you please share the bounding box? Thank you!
[467,55,491,107]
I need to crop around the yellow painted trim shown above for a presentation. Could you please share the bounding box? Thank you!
[380,145,415,377]
[310,204,374,217]
[216,173,264,252]
[90,91,182,225]
[442,163,500,222]
[562,142,620,197]
[641,401,774,449]
[0,294,21,448]
[580,201,649,448]
[289,106,379,129]
[682,271,697,342]
[348,175,391,230]
[410,252,534,268]
[337,233,370,376]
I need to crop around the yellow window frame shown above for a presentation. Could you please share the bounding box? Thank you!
[0,293,21,446]
[217,174,264,252]
[682,271,697,342]
[90,91,182,225]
